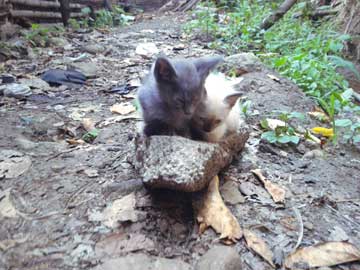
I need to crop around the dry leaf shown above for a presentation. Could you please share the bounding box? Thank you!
[244,229,275,268]
[266,118,286,130]
[285,242,360,268]
[267,74,281,82]
[82,118,96,131]
[252,169,285,203]
[308,111,330,122]
[66,138,85,145]
[99,112,141,128]
[193,176,243,244]
[110,103,136,115]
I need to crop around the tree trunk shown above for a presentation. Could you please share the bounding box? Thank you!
[59,0,70,27]
[260,0,298,30]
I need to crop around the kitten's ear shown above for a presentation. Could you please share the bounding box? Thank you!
[194,55,224,81]
[154,57,177,83]
[224,93,242,108]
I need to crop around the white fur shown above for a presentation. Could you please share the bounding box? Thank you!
[202,73,243,142]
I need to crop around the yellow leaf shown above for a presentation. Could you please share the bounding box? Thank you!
[285,242,360,268]
[244,229,275,268]
[192,176,243,244]
[251,169,286,203]
[311,127,334,137]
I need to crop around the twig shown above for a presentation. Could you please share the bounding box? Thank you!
[291,206,303,252]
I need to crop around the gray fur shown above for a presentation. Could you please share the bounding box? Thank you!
[138,55,223,137]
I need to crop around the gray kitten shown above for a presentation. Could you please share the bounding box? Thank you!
[138,55,223,137]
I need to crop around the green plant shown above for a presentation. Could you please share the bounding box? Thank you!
[260,111,305,145]
[24,24,64,47]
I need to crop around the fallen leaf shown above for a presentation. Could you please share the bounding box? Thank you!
[66,138,86,145]
[110,103,136,115]
[102,193,139,228]
[0,189,18,218]
[99,112,141,127]
[267,74,281,83]
[266,119,286,130]
[252,169,285,203]
[285,242,360,268]
[193,176,243,244]
[308,111,330,122]
[82,118,96,131]
[311,127,334,138]
[244,229,275,268]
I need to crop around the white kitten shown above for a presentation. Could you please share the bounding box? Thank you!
[191,73,243,142]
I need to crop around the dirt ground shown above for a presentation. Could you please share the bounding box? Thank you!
[1,14,360,270]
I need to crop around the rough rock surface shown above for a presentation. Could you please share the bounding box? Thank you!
[219,53,265,75]
[96,253,191,270]
[135,132,249,192]
[195,246,243,270]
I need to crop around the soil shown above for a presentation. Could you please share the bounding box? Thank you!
[1,13,360,270]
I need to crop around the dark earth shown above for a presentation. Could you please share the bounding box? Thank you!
[1,13,360,270]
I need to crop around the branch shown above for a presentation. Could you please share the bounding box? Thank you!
[260,0,298,30]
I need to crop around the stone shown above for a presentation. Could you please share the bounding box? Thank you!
[96,254,191,270]
[19,78,50,91]
[134,132,249,192]
[135,42,159,58]
[195,246,242,270]
[0,150,32,179]
[81,44,105,55]
[15,137,37,150]
[70,62,99,78]
[219,53,265,75]
[328,226,349,242]
[50,37,70,47]
[303,149,325,159]
[0,83,32,98]
[220,181,245,205]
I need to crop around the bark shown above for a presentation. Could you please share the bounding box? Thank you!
[260,0,298,30]
[9,0,84,9]
[159,0,200,12]
[10,10,86,19]
[103,0,113,11]
[59,0,70,26]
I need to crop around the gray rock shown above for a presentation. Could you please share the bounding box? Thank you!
[135,132,249,192]
[219,53,265,74]
[81,44,105,55]
[0,83,32,98]
[15,137,37,150]
[220,181,245,205]
[50,37,69,47]
[328,226,349,242]
[19,78,50,92]
[0,150,32,179]
[195,246,242,270]
[96,254,191,270]
[70,62,99,78]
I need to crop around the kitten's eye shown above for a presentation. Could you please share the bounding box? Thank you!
[214,119,222,126]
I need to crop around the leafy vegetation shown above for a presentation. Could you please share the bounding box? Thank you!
[24,24,64,47]
[78,6,134,29]
[185,0,360,145]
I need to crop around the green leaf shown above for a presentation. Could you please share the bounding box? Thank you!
[353,135,360,143]
[289,112,305,120]
[261,131,277,143]
[260,119,269,130]
[335,119,352,127]
[341,88,353,101]
[82,129,99,142]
